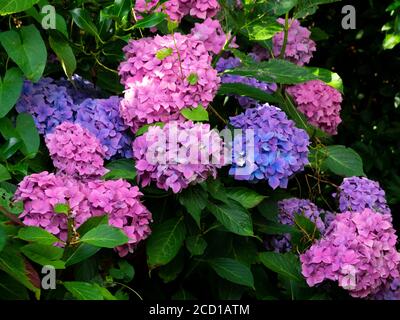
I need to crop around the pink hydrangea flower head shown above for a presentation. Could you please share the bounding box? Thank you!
[133,121,224,193]
[286,80,343,135]
[14,172,85,243]
[135,0,219,22]
[273,18,316,66]
[190,18,227,54]
[300,209,400,298]
[45,122,107,178]
[82,179,152,257]
[119,33,220,132]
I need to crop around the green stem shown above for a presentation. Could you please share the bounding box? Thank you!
[279,12,290,59]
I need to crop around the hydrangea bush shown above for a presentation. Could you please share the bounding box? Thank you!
[0,0,398,302]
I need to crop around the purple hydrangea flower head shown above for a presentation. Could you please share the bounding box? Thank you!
[135,0,220,22]
[335,177,391,215]
[82,179,152,257]
[14,173,152,257]
[372,279,400,300]
[273,18,316,66]
[216,57,278,108]
[119,33,220,132]
[75,97,132,159]
[133,121,224,193]
[268,198,326,252]
[190,18,227,54]
[286,80,343,135]
[16,78,75,134]
[300,209,400,298]
[45,122,107,178]
[229,104,310,189]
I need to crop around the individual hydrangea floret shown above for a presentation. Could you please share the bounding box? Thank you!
[286,80,343,135]
[135,0,220,22]
[334,177,391,215]
[82,179,152,257]
[190,18,228,54]
[45,122,107,178]
[300,209,400,298]
[216,57,277,108]
[268,198,326,252]
[119,33,220,132]
[16,78,76,134]
[229,104,310,189]
[133,121,224,193]
[76,97,132,159]
[273,18,316,66]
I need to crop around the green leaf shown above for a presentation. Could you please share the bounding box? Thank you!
[307,67,344,92]
[0,164,11,182]
[156,47,173,60]
[383,33,400,50]
[181,104,209,122]
[158,250,184,283]
[147,217,186,269]
[187,72,199,85]
[77,215,108,236]
[179,185,208,227]
[186,235,207,256]
[110,260,135,282]
[0,68,24,118]
[257,222,298,235]
[0,0,40,15]
[16,113,40,158]
[259,252,303,281]
[217,83,280,104]
[0,273,29,300]
[54,203,69,215]
[0,246,40,295]
[0,137,23,161]
[134,12,167,29]
[64,244,100,267]
[294,0,341,19]
[0,25,47,82]
[246,19,283,41]
[209,258,254,288]
[104,159,136,181]
[260,0,299,16]
[226,59,317,84]
[18,227,60,245]
[70,8,100,40]
[63,281,104,300]
[80,224,129,248]
[49,35,77,79]
[207,201,253,236]
[0,224,6,252]
[320,145,365,177]
[226,187,266,209]
[21,244,65,269]
[135,122,165,137]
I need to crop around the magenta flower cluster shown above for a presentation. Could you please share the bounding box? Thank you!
[119,33,220,132]
[216,57,278,108]
[135,0,219,22]
[190,18,227,54]
[15,123,152,256]
[300,209,400,298]
[286,80,343,135]
[335,177,391,215]
[268,198,326,252]
[16,77,131,159]
[133,121,223,193]
[229,104,310,189]
[273,18,316,66]
[45,122,108,178]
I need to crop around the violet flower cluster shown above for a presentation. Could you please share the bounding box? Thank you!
[335,177,391,215]
[372,279,400,300]
[135,0,219,22]
[119,33,220,132]
[16,77,131,159]
[132,121,224,193]
[268,198,326,252]
[216,57,277,108]
[15,122,152,257]
[286,80,343,135]
[273,18,316,66]
[300,209,400,298]
[229,104,310,189]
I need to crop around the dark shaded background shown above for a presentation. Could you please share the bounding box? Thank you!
[312,0,400,221]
